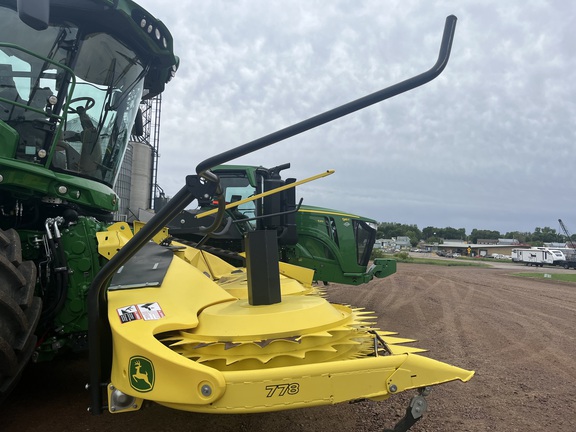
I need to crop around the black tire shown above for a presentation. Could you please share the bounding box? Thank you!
[0,228,41,402]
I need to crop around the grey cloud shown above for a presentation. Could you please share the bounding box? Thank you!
[138,0,576,234]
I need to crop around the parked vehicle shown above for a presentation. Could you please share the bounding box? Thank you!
[165,164,395,285]
[511,248,566,267]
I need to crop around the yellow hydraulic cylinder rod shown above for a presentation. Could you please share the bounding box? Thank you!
[195,169,335,219]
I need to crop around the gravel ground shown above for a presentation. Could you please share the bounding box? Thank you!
[2,261,575,431]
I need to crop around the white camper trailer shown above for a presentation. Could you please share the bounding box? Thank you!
[511,248,566,267]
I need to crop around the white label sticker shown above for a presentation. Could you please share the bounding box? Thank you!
[136,302,165,321]
[117,302,164,323]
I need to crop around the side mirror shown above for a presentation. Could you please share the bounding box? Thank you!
[17,0,50,31]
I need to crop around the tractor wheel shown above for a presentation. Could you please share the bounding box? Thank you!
[0,228,41,402]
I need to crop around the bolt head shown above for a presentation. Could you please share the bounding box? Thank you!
[201,384,212,397]
[420,386,432,396]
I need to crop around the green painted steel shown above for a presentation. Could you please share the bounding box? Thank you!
[0,0,177,362]
[288,205,392,285]
[19,217,109,361]
[0,0,178,212]
[0,157,120,213]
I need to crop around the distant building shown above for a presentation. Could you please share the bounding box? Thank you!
[477,239,498,245]
[544,242,567,248]
[422,238,522,257]
[443,240,465,246]
[374,236,411,250]
[498,238,520,245]
[395,236,412,249]
[374,239,395,249]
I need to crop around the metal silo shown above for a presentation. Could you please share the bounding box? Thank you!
[129,140,154,217]
[113,96,162,221]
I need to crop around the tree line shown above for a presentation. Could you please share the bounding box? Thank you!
[376,222,573,248]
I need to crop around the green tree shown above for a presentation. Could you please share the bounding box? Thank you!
[504,231,530,244]
[426,236,443,245]
[530,226,562,244]
[422,226,439,240]
[443,226,466,240]
[469,229,501,244]
[377,222,422,241]
[404,229,420,247]
[422,226,466,241]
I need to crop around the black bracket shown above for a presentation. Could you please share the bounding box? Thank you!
[384,388,431,432]
[231,198,303,224]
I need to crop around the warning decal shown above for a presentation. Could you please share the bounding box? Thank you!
[117,302,165,323]
[137,302,165,321]
[117,305,142,323]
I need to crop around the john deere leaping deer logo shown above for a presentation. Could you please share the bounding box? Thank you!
[129,356,155,392]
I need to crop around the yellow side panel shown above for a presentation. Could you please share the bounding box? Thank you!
[133,220,170,244]
[97,222,132,259]
[173,243,237,280]
[107,255,237,406]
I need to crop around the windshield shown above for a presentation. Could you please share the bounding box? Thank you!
[218,173,258,227]
[353,220,376,266]
[0,7,145,186]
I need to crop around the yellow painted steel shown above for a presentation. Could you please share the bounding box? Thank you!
[172,241,238,280]
[195,169,335,219]
[96,222,132,259]
[277,261,315,286]
[99,224,474,414]
[133,220,170,244]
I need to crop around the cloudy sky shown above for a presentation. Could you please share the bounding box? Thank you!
[137,0,576,235]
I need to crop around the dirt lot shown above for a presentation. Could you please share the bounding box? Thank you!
[2,262,576,431]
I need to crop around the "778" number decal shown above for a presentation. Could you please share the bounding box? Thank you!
[265,383,300,398]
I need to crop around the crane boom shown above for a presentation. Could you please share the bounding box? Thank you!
[558,219,576,250]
